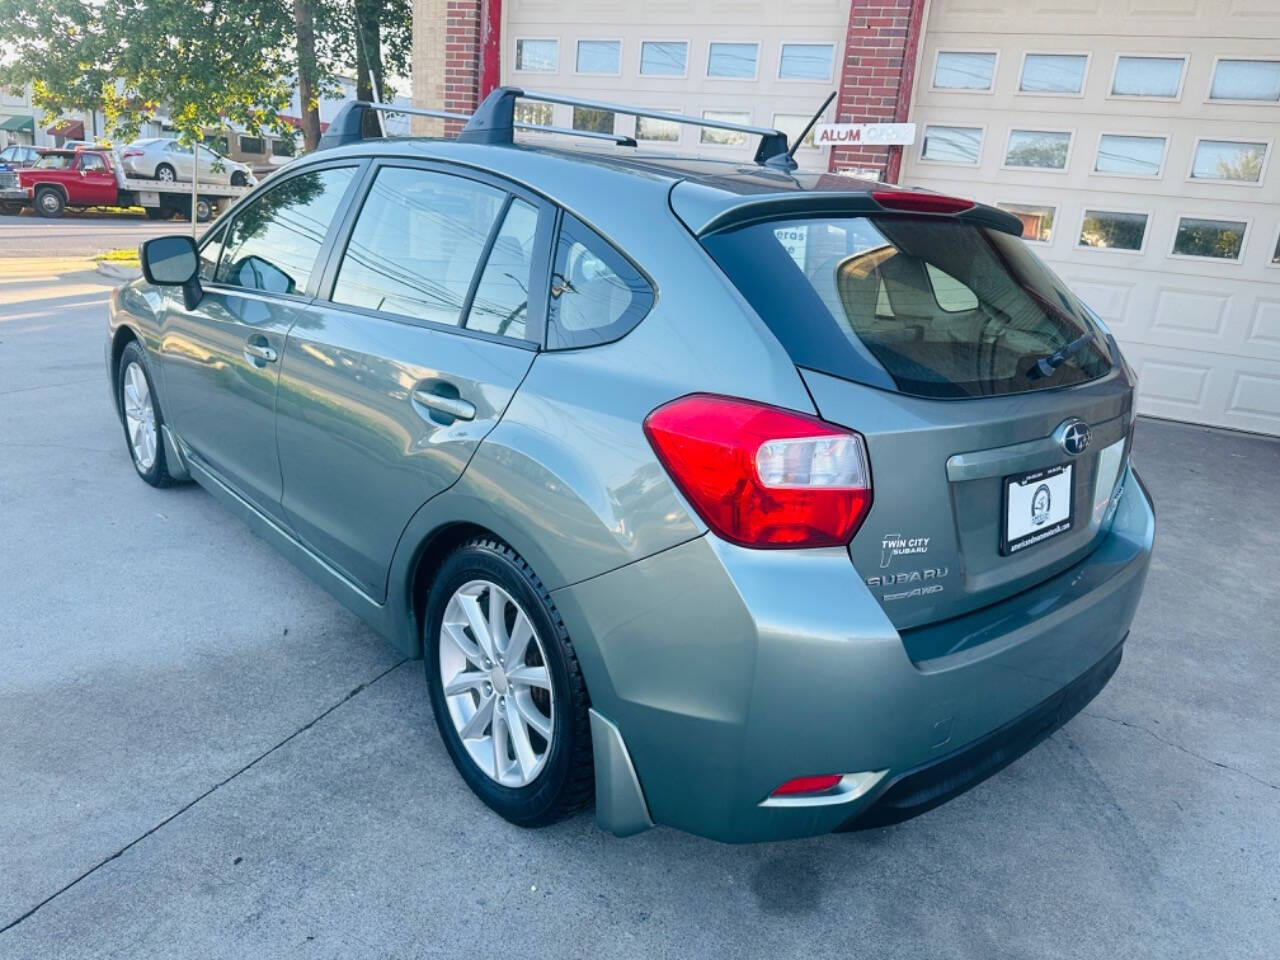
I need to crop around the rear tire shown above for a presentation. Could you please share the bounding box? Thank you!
[34,187,64,218]
[0,202,21,216]
[423,538,594,827]
[143,206,166,221]
[116,341,174,488]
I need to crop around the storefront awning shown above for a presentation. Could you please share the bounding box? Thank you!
[47,119,85,140]
[0,115,35,133]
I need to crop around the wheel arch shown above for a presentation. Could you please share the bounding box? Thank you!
[32,181,68,203]
[108,324,142,417]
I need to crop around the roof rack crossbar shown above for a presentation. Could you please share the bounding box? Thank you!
[460,86,793,167]
[317,101,473,150]
[515,121,637,147]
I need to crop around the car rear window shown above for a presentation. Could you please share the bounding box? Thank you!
[702,215,1113,398]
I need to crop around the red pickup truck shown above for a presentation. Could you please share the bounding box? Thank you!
[0,147,251,220]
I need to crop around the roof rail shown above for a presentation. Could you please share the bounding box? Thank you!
[317,88,791,167]
[461,86,792,167]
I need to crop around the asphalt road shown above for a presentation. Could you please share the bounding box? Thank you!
[0,211,191,258]
[1,258,1278,959]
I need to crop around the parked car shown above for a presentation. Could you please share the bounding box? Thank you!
[120,137,256,186]
[0,144,46,171]
[108,89,1154,844]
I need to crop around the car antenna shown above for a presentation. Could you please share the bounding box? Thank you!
[774,90,836,169]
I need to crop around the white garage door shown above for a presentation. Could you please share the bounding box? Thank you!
[900,0,1280,436]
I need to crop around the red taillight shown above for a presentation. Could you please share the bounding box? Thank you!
[771,774,843,796]
[122,150,143,159]
[871,189,974,215]
[643,394,872,549]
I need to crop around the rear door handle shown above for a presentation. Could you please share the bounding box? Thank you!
[244,341,278,364]
[412,388,476,422]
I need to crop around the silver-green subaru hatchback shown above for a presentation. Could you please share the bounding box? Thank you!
[108,89,1154,843]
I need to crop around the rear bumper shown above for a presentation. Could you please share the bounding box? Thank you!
[554,464,1154,843]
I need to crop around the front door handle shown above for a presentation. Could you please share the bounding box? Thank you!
[244,341,278,364]
[412,388,476,422]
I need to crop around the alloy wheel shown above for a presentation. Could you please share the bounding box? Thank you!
[438,579,555,787]
[122,361,157,471]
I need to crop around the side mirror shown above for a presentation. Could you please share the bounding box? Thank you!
[140,235,202,309]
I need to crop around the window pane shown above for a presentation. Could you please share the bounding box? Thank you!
[773,113,817,149]
[576,40,620,74]
[1079,210,1147,251]
[1005,130,1070,169]
[198,222,227,281]
[466,199,538,340]
[216,166,355,294]
[1019,54,1087,94]
[640,41,687,76]
[239,136,264,154]
[701,110,749,146]
[1095,134,1165,176]
[996,202,1056,243]
[272,137,296,158]
[1210,59,1280,102]
[1112,56,1183,97]
[1172,217,1246,260]
[933,52,996,90]
[1191,140,1266,182]
[516,38,558,72]
[572,106,614,134]
[921,125,982,164]
[708,42,757,78]
[779,43,835,80]
[514,102,553,127]
[636,113,680,142]
[701,217,1112,398]
[332,168,506,324]
[548,214,654,348]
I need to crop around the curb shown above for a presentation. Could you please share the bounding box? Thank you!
[95,261,142,280]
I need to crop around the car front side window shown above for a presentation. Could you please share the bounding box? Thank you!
[214,166,356,295]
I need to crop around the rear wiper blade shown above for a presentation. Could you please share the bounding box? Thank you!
[1028,333,1093,379]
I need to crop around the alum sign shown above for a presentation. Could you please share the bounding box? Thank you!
[813,123,917,148]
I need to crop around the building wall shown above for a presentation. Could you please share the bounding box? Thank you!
[901,0,1280,435]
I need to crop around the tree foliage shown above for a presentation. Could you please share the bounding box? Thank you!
[0,0,413,152]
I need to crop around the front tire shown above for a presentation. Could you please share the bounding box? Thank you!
[155,163,176,183]
[116,341,174,488]
[424,538,594,827]
[230,171,247,187]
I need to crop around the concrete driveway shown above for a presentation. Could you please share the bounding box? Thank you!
[1,257,1277,959]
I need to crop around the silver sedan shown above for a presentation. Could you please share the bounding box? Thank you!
[120,138,256,186]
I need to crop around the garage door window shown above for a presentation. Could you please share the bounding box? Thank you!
[1111,56,1184,98]
[640,41,688,77]
[933,52,996,91]
[1171,217,1247,262]
[701,110,749,146]
[1209,59,1280,103]
[1004,130,1071,170]
[515,38,558,73]
[921,125,982,165]
[1079,210,1148,252]
[1190,139,1267,183]
[1019,54,1088,95]
[996,202,1056,243]
[1095,135,1166,177]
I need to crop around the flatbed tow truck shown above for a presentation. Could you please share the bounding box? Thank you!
[0,146,252,220]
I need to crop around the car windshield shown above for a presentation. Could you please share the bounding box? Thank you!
[702,214,1113,399]
[34,154,74,169]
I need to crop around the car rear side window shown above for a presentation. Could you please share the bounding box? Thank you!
[332,167,506,326]
[546,214,653,349]
[215,166,356,296]
[703,215,1112,398]
[465,198,539,340]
